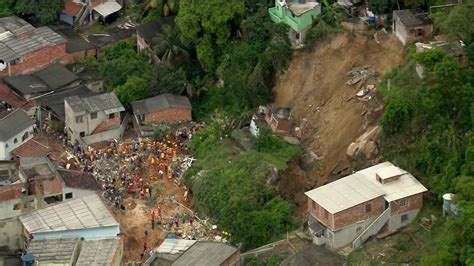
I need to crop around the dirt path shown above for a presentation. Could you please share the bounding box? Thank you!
[273,32,404,213]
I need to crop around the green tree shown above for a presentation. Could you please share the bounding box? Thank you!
[0,0,14,17]
[114,76,150,108]
[176,0,245,72]
[432,5,474,44]
[368,0,394,15]
[14,0,64,25]
[150,64,188,95]
[153,25,189,65]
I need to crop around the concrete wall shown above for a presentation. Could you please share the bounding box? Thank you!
[394,15,433,45]
[326,216,377,250]
[0,126,34,160]
[63,187,97,201]
[0,218,23,251]
[31,225,120,239]
[389,208,420,231]
[81,114,129,147]
[144,108,192,125]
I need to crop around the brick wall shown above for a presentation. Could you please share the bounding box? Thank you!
[61,48,97,65]
[93,116,121,134]
[0,43,67,77]
[333,196,385,230]
[390,193,423,215]
[144,108,191,124]
[404,24,433,45]
[308,198,334,229]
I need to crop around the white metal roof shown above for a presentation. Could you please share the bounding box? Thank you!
[156,239,196,254]
[93,1,122,17]
[305,162,428,214]
[19,194,118,234]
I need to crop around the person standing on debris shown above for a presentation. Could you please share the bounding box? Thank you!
[189,215,193,226]
[150,210,155,230]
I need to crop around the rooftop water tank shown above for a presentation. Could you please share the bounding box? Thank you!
[21,253,35,266]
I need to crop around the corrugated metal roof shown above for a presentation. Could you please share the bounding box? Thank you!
[19,194,118,234]
[156,239,196,254]
[76,237,120,266]
[172,242,238,266]
[131,94,191,115]
[65,92,124,115]
[28,237,79,264]
[93,1,122,17]
[0,17,66,62]
[0,109,34,142]
[305,162,428,214]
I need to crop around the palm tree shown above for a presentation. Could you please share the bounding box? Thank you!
[153,25,189,64]
[145,0,178,17]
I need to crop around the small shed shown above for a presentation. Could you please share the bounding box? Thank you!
[131,94,192,126]
[393,10,432,45]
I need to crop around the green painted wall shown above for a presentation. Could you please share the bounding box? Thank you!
[268,0,321,32]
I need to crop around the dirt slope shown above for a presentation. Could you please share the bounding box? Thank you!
[273,32,404,208]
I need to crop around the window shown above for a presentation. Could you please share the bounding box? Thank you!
[401,214,408,223]
[416,28,424,37]
[75,115,83,123]
[109,113,115,119]
[80,131,85,137]
[5,144,8,148]
[13,138,17,143]
[65,192,73,199]
[90,112,97,119]
[13,203,22,210]
[356,226,362,233]
[324,209,329,219]
[22,131,29,142]
[365,203,372,213]
[399,198,407,208]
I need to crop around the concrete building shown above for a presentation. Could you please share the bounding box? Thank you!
[57,169,100,201]
[61,0,122,27]
[131,94,192,136]
[0,16,67,77]
[145,239,197,265]
[393,10,433,46]
[305,162,427,251]
[19,194,119,240]
[26,236,123,266]
[0,109,35,160]
[268,0,321,44]
[64,92,126,145]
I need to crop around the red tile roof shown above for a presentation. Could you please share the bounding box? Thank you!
[63,0,83,16]
[11,138,51,158]
[0,82,34,110]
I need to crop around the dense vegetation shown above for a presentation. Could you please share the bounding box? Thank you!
[0,0,64,25]
[378,5,474,262]
[185,124,300,250]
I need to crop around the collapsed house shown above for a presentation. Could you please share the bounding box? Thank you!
[250,106,292,136]
[415,41,465,78]
[305,162,427,251]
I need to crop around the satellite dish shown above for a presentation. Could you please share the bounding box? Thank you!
[0,60,5,71]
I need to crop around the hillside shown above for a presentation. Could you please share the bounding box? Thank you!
[273,32,405,208]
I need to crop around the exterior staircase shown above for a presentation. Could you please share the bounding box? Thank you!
[74,3,90,31]
[352,207,391,250]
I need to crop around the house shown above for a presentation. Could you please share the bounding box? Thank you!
[136,17,174,63]
[268,0,321,44]
[26,236,123,266]
[64,92,126,146]
[61,0,87,26]
[415,41,465,78]
[0,16,67,77]
[146,240,240,266]
[305,162,427,250]
[10,137,51,159]
[67,63,104,93]
[92,0,123,24]
[393,10,433,45]
[19,194,120,240]
[57,169,101,201]
[61,0,122,28]
[131,94,192,136]
[250,106,292,136]
[0,109,35,160]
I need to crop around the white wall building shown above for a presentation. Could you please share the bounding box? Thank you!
[0,109,34,160]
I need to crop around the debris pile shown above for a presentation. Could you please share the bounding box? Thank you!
[346,65,378,101]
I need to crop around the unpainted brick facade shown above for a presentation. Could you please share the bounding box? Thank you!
[309,196,385,231]
[220,250,241,266]
[0,44,67,77]
[390,193,423,215]
[144,108,191,124]
[93,117,121,134]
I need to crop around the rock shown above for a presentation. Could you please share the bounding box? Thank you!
[266,166,280,185]
[346,126,381,160]
[361,140,379,159]
[294,191,307,206]
[346,142,361,158]
[283,136,300,145]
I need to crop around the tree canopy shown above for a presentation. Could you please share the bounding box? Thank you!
[176,0,245,72]
[432,5,474,44]
[3,0,65,25]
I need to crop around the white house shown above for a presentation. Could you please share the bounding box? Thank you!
[0,109,35,160]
